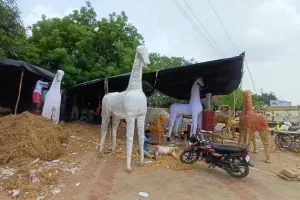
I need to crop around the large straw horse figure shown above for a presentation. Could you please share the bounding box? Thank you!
[99,45,150,172]
[42,70,64,124]
[238,90,271,163]
[148,113,167,144]
[167,78,206,141]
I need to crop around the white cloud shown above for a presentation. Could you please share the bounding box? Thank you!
[22,4,75,27]
[18,0,300,104]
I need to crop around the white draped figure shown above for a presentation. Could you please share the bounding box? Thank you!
[99,45,150,172]
[42,70,64,124]
[167,78,206,140]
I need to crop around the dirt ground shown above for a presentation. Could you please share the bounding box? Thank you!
[2,121,300,200]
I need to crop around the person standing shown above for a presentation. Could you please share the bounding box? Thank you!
[32,78,49,112]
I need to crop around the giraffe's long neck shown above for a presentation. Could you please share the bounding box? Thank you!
[243,92,253,115]
[189,83,201,104]
[126,53,143,91]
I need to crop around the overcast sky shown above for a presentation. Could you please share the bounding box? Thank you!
[18,0,300,104]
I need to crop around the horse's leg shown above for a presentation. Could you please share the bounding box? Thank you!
[137,115,146,166]
[125,116,135,172]
[111,115,121,154]
[167,112,177,141]
[197,112,204,140]
[99,112,111,158]
[191,112,198,138]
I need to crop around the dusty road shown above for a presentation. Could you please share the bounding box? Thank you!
[2,122,300,200]
[56,151,300,200]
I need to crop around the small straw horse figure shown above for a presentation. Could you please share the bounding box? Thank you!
[148,113,167,144]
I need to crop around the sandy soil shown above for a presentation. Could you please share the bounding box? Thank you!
[2,122,300,200]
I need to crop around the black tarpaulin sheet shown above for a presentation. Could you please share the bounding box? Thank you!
[65,53,244,100]
[152,53,245,100]
[0,57,55,80]
[0,58,55,113]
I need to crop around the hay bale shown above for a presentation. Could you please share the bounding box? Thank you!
[0,112,69,164]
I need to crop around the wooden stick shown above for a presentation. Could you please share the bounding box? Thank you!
[14,70,24,114]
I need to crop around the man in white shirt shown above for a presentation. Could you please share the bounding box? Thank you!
[32,78,49,112]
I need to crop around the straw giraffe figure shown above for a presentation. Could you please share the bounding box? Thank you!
[148,113,167,144]
[238,90,271,163]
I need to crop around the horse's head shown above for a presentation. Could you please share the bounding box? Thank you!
[56,70,64,82]
[193,77,205,89]
[136,45,150,67]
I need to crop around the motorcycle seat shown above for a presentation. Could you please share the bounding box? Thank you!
[288,126,300,131]
[211,143,248,154]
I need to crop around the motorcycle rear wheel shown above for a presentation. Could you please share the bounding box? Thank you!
[226,158,249,178]
[180,149,199,164]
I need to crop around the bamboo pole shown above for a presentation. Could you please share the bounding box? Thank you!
[233,91,236,118]
[14,70,24,114]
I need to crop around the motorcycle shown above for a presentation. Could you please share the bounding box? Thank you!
[180,133,253,178]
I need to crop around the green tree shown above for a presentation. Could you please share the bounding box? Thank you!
[0,0,26,58]
[146,53,195,72]
[256,92,278,105]
[25,1,144,86]
[214,89,266,110]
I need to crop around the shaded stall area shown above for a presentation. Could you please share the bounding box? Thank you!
[62,53,245,121]
[0,58,55,114]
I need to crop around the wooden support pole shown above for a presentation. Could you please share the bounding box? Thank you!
[14,70,24,114]
[233,91,236,118]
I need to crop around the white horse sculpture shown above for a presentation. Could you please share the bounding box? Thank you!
[167,78,206,141]
[99,45,150,172]
[42,70,64,124]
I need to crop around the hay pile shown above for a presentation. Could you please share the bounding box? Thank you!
[0,112,69,164]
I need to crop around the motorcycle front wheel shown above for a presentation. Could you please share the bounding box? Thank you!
[180,149,199,164]
[226,158,249,178]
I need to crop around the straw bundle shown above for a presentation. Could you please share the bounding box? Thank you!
[0,112,69,164]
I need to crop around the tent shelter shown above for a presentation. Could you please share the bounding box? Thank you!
[62,53,245,120]
[0,58,55,114]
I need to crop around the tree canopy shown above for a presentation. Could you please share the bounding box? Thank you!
[213,89,279,109]
[0,0,26,59]
[0,0,280,108]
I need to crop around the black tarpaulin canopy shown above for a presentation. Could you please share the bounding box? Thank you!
[0,57,55,113]
[152,52,245,100]
[65,52,245,100]
[0,57,55,80]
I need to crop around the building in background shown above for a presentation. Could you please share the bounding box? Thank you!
[270,100,291,106]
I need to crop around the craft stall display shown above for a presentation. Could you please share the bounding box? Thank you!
[42,70,64,124]
[99,45,150,172]
[238,90,271,163]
